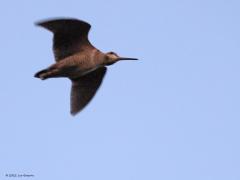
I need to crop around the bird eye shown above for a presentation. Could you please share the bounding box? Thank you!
[108,52,117,56]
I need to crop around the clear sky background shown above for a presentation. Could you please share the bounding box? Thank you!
[0,0,240,179]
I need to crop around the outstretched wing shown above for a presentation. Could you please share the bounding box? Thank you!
[36,18,95,61]
[70,67,107,115]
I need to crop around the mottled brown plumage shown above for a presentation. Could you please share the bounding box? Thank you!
[34,18,138,115]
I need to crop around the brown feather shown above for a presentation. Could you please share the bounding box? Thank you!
[70,67,107,115]
[36,18,95,61]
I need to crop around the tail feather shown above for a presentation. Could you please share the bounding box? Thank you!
[34,69,48,79]
[34,67,61,80]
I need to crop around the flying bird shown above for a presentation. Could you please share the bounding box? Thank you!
[34,18,138,115]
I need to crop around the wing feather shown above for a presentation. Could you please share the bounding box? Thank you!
[70,67,107,115]
[36,18,95,61]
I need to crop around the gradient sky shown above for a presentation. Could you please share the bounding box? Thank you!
[1,0,240,179]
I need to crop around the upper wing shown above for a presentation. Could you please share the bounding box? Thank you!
[36,18,95,61]
[70,67,107,115]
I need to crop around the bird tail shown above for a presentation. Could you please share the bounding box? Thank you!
[34,67,59,80]
[34,69,49,80]
[34,69,47,79]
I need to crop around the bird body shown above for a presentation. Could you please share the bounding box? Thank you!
[37,49,105,79]
[35,18,137,115]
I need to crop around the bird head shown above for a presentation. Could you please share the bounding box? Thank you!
[105,52,138,66]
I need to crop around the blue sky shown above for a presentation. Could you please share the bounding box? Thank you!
[1,0,240,179]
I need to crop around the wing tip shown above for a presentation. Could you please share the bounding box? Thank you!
[70,110,78,116]
[34,21,43,27]
[34,17,90,28]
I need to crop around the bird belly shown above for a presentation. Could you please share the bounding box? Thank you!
[68,65,101,79]
[55,53,104,79]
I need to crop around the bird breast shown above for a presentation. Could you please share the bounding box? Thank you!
[56,50,105,79]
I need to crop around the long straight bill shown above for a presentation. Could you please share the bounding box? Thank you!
[117,57,138,60]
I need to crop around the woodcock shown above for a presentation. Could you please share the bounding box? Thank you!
[34,18,138,115]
